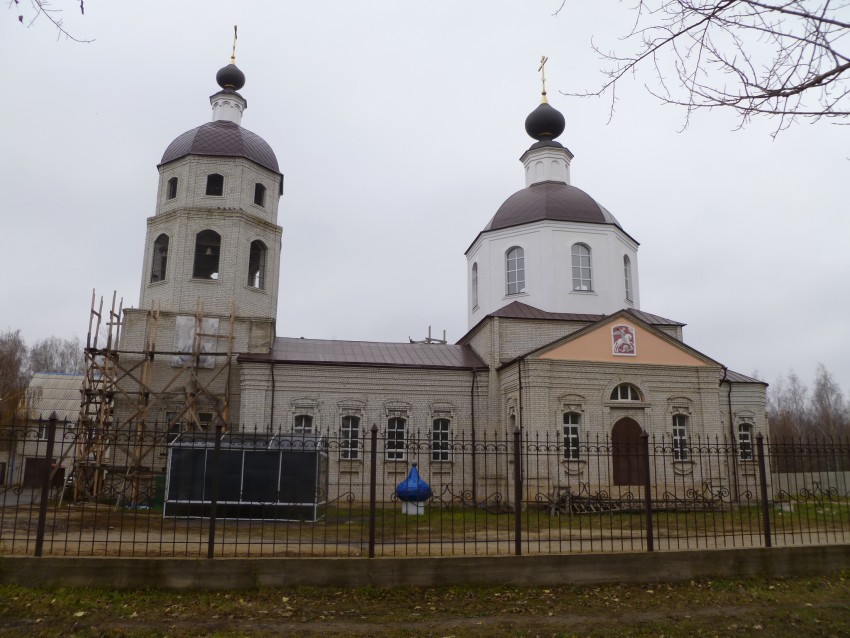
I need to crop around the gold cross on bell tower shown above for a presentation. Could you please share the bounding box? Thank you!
[230,25,238,64]
[538,55,549,104]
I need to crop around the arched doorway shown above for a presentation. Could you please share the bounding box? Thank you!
[612,418,645,486]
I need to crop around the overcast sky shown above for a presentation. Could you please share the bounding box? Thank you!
[2,2,848,395]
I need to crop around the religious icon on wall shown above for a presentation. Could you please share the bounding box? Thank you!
[612,325,636,356]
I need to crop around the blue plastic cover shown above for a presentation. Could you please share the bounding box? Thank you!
[395,463,432,502]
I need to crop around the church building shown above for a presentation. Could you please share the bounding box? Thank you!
[115,57,766,501]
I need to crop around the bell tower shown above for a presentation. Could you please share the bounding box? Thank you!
[117,52,283,430]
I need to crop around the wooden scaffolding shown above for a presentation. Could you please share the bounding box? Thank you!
[74,290,236,503]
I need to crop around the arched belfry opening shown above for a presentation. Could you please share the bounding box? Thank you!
[150,234,169,282]
[248,240,267,289]
[193,230,221,280]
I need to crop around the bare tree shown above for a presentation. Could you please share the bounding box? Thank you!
[810,363,849,438]
[0,331,85,423]
[0,330,29,421]
[28,336,84,375]
[10,0,92,43]
[768,364,850,440]
[558,1,850,130]
[768,369,811,439]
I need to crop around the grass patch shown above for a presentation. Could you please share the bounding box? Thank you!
[1,573,849,637]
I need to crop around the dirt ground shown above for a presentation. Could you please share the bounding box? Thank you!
[1,573,849,637]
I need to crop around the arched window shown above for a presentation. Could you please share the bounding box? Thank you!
[471,263,479,309]
[432,418,451,462]
[563,412,581,460]
[386,416,406,461]
[253,183,266,207]
[166,177,178,200]
[150,234,169,283]
[672,414,689,461]
[506,247,525,295]
[571,243,592,291]
[248,240,267,289]
[294,414,313,434]
[193,230,221,280]
[624,255,633,302]
[205,173,224,196]
[610,383,641,401]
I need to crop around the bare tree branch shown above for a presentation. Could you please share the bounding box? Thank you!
[10,0,93,43]
[561,1,850,131]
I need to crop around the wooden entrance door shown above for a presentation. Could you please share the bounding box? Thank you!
[612,418,645,486]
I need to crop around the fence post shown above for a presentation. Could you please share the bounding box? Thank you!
[207,421,223,559]
[470,423,477,505]
[368,423,378,558]
[641,431,654,552]
[756,433,772,548]
[35,412,58,557]
[513,426,522,556]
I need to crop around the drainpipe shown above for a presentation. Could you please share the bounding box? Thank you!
[517,358,524,432]
[721,367,740,500]
[470,370,476,431]
[269,362,276,433]
[470,370,477,504]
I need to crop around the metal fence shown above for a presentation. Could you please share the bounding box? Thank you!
[1,415,848,558]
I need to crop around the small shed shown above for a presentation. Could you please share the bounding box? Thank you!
[164,431,328,521]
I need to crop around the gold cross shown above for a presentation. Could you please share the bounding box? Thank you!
[538,55,549,103]
[230,25,238,64]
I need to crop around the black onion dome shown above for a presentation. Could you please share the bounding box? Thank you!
[216,63,246,90]
[483,181,623,232]
[160,120,279,173]
[524,102,565,141]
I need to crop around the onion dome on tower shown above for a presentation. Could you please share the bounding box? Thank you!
[215,62,246,91]
[159,59,280,174]
[524,101,565,141]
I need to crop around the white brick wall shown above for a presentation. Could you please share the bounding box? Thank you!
[139,153,283,321]
[467,220,640,327]
[139,208,282,319]
[156,156,281,224]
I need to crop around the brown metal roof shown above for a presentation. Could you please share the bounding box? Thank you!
[623,308,685,327]
[160,120,280,173]
[239,337,486,370]
[488,301,683,326]
[464,181,639,255]
[722,369,768,385]
[490,301,603,322]
[483,181,623,232]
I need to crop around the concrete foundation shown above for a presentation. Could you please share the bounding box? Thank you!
[1,545,848,590]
